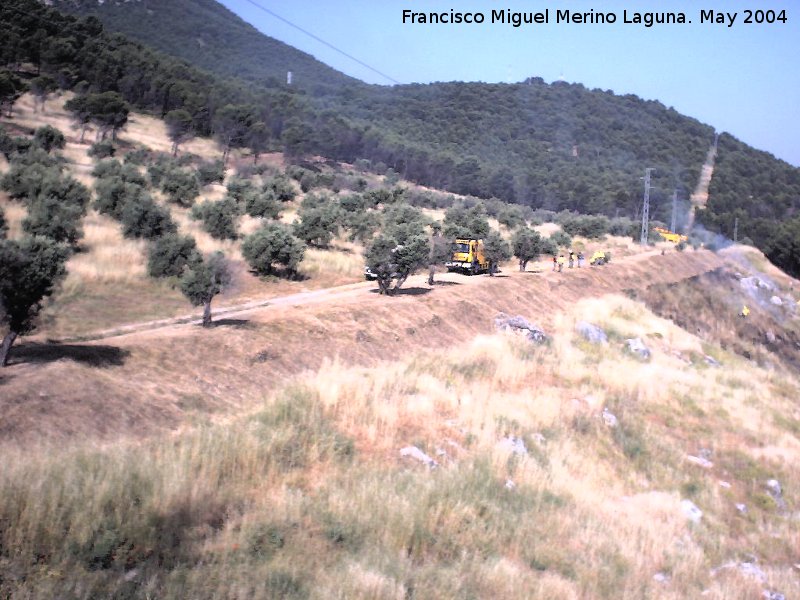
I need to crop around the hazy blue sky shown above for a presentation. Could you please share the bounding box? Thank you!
[219,0,799,166]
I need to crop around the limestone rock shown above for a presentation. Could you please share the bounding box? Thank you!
[494,313,548,344]
[625,337,651,361]
[576,321,608,344]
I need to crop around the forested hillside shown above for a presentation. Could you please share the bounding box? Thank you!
[698,133,800,276]
[8,0,800,275]
[48,0,359,93]
[49,0,713,223]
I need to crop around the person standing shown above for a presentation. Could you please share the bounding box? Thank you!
[577,252,584,268]
[557,255,565,272]
[568,250,575,268]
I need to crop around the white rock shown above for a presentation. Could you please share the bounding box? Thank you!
[498,436,528,456]
[719,481,732,489]
[735,503,747,514]
[687,455,714,469]
[681,499,703,523]
[770,295,783,306]
[602,407,618,428]
[653,572,671,584]
[400,446,438,468]
[505,479,516,490]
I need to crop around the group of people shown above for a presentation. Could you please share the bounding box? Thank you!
[552,250,584,272]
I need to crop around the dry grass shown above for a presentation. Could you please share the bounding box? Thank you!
[1,286,797,598]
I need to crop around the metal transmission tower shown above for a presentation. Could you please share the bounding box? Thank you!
[640,168,655,245]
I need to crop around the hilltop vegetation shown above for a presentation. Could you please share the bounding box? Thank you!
[698,133,800,277]
[48,0,711,217]
[50,0,359,93]
[47,0,800,276]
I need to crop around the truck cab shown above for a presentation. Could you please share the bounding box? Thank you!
[446,239,489,274]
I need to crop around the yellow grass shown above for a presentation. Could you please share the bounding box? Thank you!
[0,196,26,240]
[2,291,798,598]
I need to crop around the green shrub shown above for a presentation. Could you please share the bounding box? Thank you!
[293,201,341,248]
[226,177,255,202]
[33,125,66,154]
[88,139,115,159]
[147,234,201,278]
[22,197,84,246]
[262,174,296,202]
[94,177,147,218]
[161,168,200,207]
[190,198,239,240]
[197,159,226,186]
[120,196,177,240]
[560,214,610,239]
[549,230,573,249]
[242,223,306,276]
[244,190,282,220]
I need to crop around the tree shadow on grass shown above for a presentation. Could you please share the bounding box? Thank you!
[9,342,130,367]
[205,319,252,329]
[368,287,433,297]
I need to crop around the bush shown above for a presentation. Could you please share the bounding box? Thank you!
[94,177,148,218]
[93,159,147,187]
[120,196,177,239]
[262,175,296,202]
[226,177,255,202]
[608,217,637,237]
[0,207,6,238]
[161,168,200,207]
[241,223,306,276]
[123,148,150,165]
[88,139,115,159]
[147,234,201,278]
[549,230,572,249]
[244,190,281,220]
[293,202,341,248]
[22,197,84,246]
[1,162,60,201]
[191,198,239,240]
[33,125,66,154]
[560,214,610,239]
[197,160,226,186]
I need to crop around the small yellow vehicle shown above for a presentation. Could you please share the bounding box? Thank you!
[589,251,611,266]
[446,239,490,275]
[653,227,688,244]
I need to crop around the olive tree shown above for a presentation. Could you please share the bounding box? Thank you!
[512,227,545,272]
[147,234,201,278]
[241,223,306,277]
[0,236,69,366]
[180,252,232,327]
[483,230,511,276]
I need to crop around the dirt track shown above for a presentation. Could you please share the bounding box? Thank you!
[0,249,725,445]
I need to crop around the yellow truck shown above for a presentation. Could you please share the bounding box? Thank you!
[446,239,489,275]
[653,227,688,244]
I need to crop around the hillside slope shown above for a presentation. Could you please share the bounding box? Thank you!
[49,0,359,92]
[1,245,799,599]
[49,0,714,221]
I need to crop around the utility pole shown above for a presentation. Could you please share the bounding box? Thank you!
[670,189,678,233]
[640,168,655,245]
[733,217,739,243]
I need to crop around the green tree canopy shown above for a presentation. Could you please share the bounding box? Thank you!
[180,252,232,327]
[0,236,69,366]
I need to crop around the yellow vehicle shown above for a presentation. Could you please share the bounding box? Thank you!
[653,227,688,244]
[590,251,610,266]
[446,239,489,275]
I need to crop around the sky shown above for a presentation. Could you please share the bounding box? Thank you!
[219,0,800,166]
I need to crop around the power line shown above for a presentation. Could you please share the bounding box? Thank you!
[237,0,401,85]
